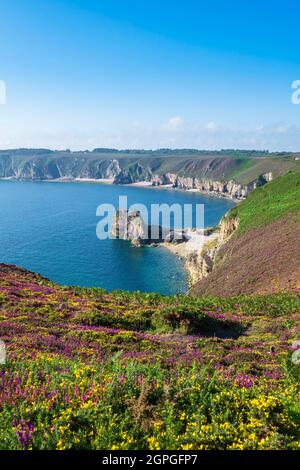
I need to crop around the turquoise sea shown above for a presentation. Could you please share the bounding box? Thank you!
[0,181,234,295]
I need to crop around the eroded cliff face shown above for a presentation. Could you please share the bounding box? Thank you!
[110,210,148,247]
[184,241,217,285]
[114,163,152,184]
[184,214,240,287]
[0,156,122,181]
[110,210,189,247]
[151,172,273,200]
[0,152,272,200]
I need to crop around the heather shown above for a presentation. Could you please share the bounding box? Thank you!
[192,170,300,296]
[0,264,299,450]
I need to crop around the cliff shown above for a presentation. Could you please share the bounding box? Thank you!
[0,148,298,200]
[110,209,188,247]
[110,210,150,247]
[0,154,122,180]
[152,172,273,199]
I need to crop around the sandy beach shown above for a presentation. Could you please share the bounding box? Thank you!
[162,228,218,257]
[161,228,219,286]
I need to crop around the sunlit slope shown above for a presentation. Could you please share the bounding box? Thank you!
[192,170,300,295]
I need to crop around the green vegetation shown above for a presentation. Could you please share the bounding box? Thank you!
[0,148,299,185]
[227,170,300,233]
[0,265,299,449]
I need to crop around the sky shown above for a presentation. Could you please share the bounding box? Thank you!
[0,0,300,151]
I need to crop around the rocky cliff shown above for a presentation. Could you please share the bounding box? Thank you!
[151,172,273,199]
[1,148,297,199]
[110,210,149,247]
[110,210,189,247]
[114,163,152,184]
[176,219,237,287]
[0,154,122,180]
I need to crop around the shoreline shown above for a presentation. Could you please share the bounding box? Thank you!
[0,176,240,201]
[161,229,219,287]
[123,180,241,201]
[0,176,230,292]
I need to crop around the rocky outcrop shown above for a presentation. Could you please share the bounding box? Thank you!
[111,210,148,246]
[151,173,273,200]
[181,215,240,286]
[0,156,122,181]
[114,163,152,185]
[184,249,214,285]
[110,210,189,247]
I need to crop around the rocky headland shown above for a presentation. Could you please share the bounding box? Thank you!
[110,209,189,248]
[110,209,221,285]
[1,148,298,200]
[109,169,300,294]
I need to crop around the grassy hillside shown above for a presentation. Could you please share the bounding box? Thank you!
[229,170,300,232]
[0,264,299,450]
[121,155,299,183]
[193,170,300,296]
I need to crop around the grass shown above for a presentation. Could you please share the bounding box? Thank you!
[226,170,300,233]
[225,156,299,185]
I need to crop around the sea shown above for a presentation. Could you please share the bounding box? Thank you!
[0,180,235,295]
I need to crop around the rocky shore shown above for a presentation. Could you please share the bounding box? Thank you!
[161,213,239,287]
[0,151,276,200]
[114,166,273,200]
[109,209,236,287]
[110,209,189,248]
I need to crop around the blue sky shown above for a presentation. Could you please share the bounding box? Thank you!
[0,0,300,151]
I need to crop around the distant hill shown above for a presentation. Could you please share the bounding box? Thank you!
[2,147,294,157]
[0,148,299,196]
[192,170,300,296]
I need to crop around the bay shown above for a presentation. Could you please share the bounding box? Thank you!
[0,180,234,295]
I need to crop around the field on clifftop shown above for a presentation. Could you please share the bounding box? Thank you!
[0,264,299,450]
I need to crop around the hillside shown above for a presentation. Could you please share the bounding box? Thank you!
[0,264,299,449]
[0,148,299,199]
[192,170,300,296]
[0,155,300,450]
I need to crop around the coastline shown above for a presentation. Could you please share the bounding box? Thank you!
[0,176,232,291]
[123,180,241,200]
[0,176,241,201]
[161,229,219,287]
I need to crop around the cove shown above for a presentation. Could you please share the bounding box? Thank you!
[0,180,235,295]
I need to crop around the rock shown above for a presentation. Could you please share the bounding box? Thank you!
[110,210,147,246]
[113,170,133,185]
[110,211,188,246]
[162,173,177,185]
[164,230,189,244]
[0,150,273,200]
[114,163,152,184]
